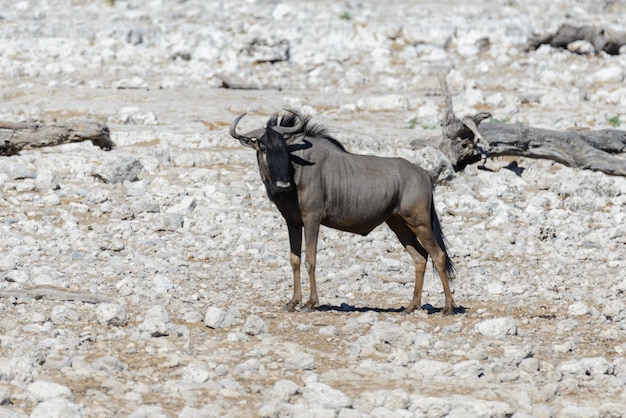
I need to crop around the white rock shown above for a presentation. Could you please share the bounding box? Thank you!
[242,314,268,336]
[475,317,518,337]
[568,302,590,316]
[319,325,339,337]
[220,378,244,392]
[204,307,236,329]
[587,66,624,84]
[92,356,126,373]
[567,40,595,54]
[370,322,410,346]
[184,361,211,383]
[355,95,409,112]
[156,213,184,231]
[29,397,81,418]
[559,405,600,418]
[96,303,128,327]
[487,282,504,294]
[558,357,614,377]
[169,196,197,215]
[409,395,452,417]
[602,299,625,320]
[411,359,452,377]
[456,30,489,57]
[35,170,60,191]
[130,196,160,214]
[284,352,315,371]
[301,382,352,409]
[50,306,80,325]
[412,331,433,348]
[383,389,411,410]
[411,146,455,183]
[547,339,572,362]
[452,360,484,380]
[112,75,150,90]
[264,379,299,403]
[128,405,170,418]
[600,403,626,418]
[27,381,73,402]
[139,305,170,337]
[0,161,34,180]
[0,254,17,271]
[152,275,174,294]
[92,156,143,184]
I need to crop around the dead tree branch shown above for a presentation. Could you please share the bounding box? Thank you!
[438,78,626,176]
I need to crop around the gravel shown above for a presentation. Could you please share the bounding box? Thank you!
[0,0,625,416]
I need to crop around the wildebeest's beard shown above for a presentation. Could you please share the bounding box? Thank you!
[257,129,294,200]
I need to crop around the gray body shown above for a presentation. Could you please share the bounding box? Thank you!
[230,110,456,314]
[291,140,429,234]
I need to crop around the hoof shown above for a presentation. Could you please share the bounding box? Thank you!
[442,306,455,315]
[301,300,318,312]
[284,304,297,312]
[403,303,421,314]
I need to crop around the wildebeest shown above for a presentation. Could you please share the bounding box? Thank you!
[229,109,456,314]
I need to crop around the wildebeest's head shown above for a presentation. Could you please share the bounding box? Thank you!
[230,110,305,198]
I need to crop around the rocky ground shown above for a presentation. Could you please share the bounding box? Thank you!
[0,0,625,417]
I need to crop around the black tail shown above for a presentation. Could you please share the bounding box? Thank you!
[430,197,456,280]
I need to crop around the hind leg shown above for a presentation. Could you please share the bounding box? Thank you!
[302,218,321,311]
[386,218,429,314]
[410,221,455,314]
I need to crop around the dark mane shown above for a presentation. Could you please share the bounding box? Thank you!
[266,112,347,152]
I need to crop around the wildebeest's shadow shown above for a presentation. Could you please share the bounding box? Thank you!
[315,303,467,315]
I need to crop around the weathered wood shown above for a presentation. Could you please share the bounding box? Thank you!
[529,23,626,54]
[0,120,114,156]
[438,78,626,176]
[0,285,113,304]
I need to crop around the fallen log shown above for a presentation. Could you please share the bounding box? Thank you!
[0,120,114,156]
[0,285,113,304]
[529,23,626,55]
[438,78,626,176]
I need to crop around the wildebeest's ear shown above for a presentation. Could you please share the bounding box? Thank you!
[284,134,303,146]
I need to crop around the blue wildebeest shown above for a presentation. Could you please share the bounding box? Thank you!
[229,109,457,314]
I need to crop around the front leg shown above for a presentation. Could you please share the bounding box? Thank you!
[302,219,321,310]
[285,223,303,312]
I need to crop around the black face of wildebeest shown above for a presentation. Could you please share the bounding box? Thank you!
[256,128,294,198]
[229,112,303,200]
[230,109,457,315]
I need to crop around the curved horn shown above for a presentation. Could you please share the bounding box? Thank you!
[229,113,265,147]
[272,108,306,135]
[229,113,250,141]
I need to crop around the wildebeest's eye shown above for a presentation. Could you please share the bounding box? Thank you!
[259,142,266,151]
